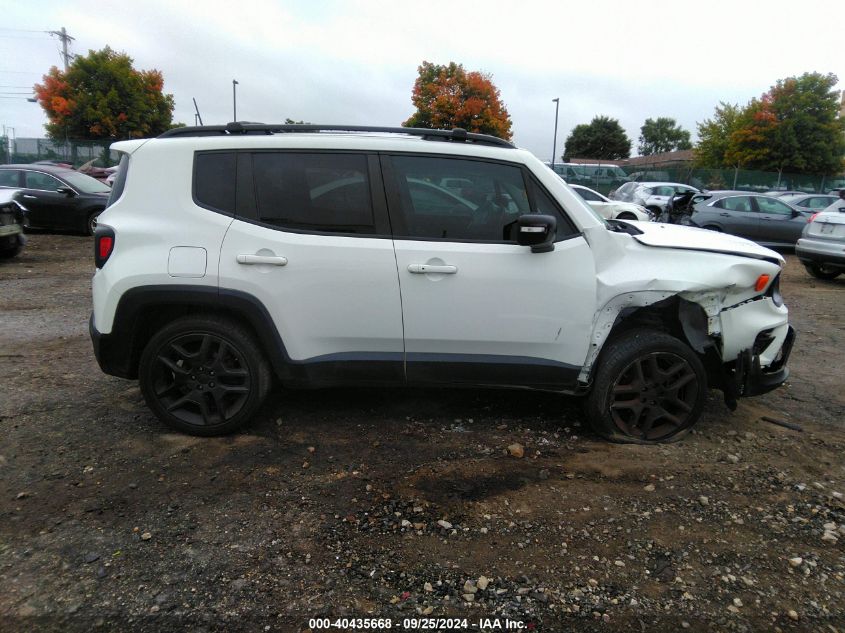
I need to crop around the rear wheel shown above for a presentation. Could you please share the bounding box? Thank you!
[804,263,841,280]
[586,329,706,444]
[86,211,102,236]
[139,315,271,436]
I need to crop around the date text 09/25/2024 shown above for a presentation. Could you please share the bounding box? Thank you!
[307,617,534,630]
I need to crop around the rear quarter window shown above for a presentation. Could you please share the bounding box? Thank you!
[194,152,237,214]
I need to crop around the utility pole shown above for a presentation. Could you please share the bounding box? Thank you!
[47,27,75,71]
[232,80,239,122]
[551,98,560,170]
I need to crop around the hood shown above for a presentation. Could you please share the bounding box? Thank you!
[631,222,783,264]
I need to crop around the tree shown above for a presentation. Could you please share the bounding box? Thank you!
[694,102,743,168]
[563,116,631,160]
[34,47,176,141]
[637,117,692,155]
[403,61,512,140]
[695,73,845,174]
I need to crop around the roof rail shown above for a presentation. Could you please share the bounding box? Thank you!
[157,122,515,148]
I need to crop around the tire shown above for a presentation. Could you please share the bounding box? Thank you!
[139,314,271,436]
[86,210,102,236]
[0,242,22,259]
[586,329,707,444]
[804,263,842,280]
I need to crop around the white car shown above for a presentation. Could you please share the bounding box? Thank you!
[90,123,793,444]
[614,181,700,215]
[569,184,652,222]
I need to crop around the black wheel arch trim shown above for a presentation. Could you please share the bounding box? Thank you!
[91,285,291,380]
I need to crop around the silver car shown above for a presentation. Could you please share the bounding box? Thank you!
[796,198,845,279]
[569,184,652,221]
[612,181,699,215]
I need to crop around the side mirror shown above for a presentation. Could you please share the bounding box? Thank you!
[517,214,556,253]
[56,186,76,197]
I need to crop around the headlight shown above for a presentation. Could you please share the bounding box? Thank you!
[767,274,783,307]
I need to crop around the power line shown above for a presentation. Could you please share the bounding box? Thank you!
[0,27,47,33]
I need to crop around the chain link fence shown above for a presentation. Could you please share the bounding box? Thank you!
[1,137,120,168]
[622,165,845,195]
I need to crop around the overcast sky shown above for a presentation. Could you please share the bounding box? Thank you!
[2,0,843,160]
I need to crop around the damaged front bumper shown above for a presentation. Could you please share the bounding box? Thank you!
[731,325,795,398]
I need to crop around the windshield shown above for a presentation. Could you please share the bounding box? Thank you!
[60,171,111,194]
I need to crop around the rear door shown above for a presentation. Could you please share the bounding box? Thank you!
[217,151,404,384]
[383,153,596,389]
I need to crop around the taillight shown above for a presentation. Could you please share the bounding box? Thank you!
[808,212,819,223]
[94,226,115,268]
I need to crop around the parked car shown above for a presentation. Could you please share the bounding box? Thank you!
[549,163,630,189]
[569,184,652,221]
[796,197,845,279]
[612,182,700,215]
[0,164,111,234]
[91,122,793,444]
[763,190,807,197]
[690,192,811,247]
[778,193,838,212]
[0,189,27,258]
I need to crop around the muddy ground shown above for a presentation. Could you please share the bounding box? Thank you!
[1,234,843,633]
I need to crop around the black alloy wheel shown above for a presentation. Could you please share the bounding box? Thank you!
[139,316,270,435]
[586,329,706,444]
[608,351,698,441]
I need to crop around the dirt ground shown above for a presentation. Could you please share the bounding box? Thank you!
[1,234,843,633]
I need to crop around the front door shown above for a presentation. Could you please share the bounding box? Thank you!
[216,151,404,385]
[754,195,805,244]
[383,154,597,389]
[22,170,78,230]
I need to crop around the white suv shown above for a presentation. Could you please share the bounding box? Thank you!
[90,123,794,443]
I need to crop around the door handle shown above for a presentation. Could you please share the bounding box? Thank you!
[719,212,730,217]
[23,194,37,199]
[236,254,288,266]
[408,264,457,274]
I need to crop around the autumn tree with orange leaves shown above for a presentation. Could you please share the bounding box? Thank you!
[403,61,512,140]
[34,47,176,142]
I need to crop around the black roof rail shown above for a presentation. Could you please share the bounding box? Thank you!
[157,122,515,148]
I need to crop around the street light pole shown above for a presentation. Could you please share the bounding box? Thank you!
[551,98,560,170]
[232,80,239,122]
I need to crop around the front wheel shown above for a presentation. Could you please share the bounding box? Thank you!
[586,329,706,444]
[139,315,271,436]
[804,263,842,280]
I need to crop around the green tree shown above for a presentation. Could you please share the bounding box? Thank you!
[733,72,844,173]
[403,61,512,140]
[34,47,176,141]
[696,73,845,174]
[694,102,743,168]
[637,117,692,155]
[563,116,631,160]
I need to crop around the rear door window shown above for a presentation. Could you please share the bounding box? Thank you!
[716,196,754,212]
[0,170,21,187]
[249,153,375,234]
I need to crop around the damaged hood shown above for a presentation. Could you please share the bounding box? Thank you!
[630,222,783,264]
